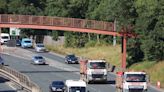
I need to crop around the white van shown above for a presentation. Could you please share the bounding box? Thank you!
[0,33,10,44]
[65,80,88,92]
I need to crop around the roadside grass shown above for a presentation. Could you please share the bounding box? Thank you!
[46,45,164,88]
[46,45,122,66]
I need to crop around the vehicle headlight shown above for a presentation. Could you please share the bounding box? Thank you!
[104,71,107,75]
[52,87,56,90]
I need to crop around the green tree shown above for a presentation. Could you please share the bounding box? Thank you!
[135,0,164,61]
[0,0,8,13]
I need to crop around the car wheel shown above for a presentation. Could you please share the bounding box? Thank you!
[64,60,67,63]
[49,88,52,92]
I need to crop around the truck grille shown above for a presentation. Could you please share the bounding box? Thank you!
[129,89,144,92]
[92,74,104,78]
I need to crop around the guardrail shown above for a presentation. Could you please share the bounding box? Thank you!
[0,14,114,31]
[0,65,42,92]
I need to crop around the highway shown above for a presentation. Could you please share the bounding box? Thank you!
[1,47,162,92]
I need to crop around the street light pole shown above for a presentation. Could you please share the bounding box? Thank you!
[113,19,117,46]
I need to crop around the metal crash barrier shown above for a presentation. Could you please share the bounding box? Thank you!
[0,65,42,92]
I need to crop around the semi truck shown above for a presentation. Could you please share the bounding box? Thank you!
[116,71,149,92]
[80,59,108,84]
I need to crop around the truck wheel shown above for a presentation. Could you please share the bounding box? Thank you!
[86,76,89,84]
[87,77,91,84]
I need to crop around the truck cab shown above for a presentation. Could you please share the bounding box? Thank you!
[123,72,148,92]
[116,71,148,92]
[80,59,108,83]
[87,60,108,82]
[65,80,87,92]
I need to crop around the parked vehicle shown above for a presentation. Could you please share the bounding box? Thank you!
[65,54,78,64]
[0,33,10,44]
[31,55,46,65]
[35,43,46,52]
[21,38,32,48]
[16,39,21,46]
[49,81,65,92]
[80,59,108,84]
[0,56,4,65]
[65,80,88,92]
[116,71,149,92]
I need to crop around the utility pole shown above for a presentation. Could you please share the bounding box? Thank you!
[113,19,116,46]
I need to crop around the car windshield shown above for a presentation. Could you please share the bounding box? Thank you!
[68,55,76,58]
[69,87,86,92]
[89,62,106,69]
[52,81,64,86]
[24,41,31,43]
[2,36,9,39]
[126,74,146,82]
[35,56,43,59]
[16,40,20,42]
[36,44,44,47]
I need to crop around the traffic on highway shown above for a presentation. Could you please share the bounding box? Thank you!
[0,43,162,92]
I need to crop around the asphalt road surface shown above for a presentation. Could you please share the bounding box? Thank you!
[0,77,16,92]
[1,47,162,92]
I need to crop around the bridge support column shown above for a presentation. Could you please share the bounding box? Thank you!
[0,28,1,54]
[121,35,127,70]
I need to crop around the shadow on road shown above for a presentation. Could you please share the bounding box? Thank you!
[0,91,16,92]
[88,80,115,85]
[0,77,10,83]
[107,80,115,84]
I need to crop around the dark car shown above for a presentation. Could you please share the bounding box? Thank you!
[49,81,65,92]
[0,56,4,65]
[16,39,21,46]
[65,54,78,64]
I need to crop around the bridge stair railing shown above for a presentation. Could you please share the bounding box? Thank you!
[0,65,42,92]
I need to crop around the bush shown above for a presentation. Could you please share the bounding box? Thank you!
[85,41,97,47]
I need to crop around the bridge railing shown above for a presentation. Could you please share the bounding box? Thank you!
[0,14,114,31]
[0,65,42,92]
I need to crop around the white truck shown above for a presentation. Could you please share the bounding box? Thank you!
[0,33,10,44]
[116,71,149,92]
[80,59,108,83]
[65,80,88,92]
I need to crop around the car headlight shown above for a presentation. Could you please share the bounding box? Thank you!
[68,59,71,61]
[52,87,56,90]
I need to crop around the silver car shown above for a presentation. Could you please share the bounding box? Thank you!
[35,43,46,52]
[31,55,46,65]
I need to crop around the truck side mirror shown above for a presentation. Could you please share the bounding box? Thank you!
[146,75,150,82]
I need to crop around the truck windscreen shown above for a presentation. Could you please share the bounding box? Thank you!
[90,62,106,69]
[2,36,9,39]
[69,87,86,92]
[126,74,146,82]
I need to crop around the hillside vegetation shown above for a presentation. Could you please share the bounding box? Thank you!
[46,45,164,88]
